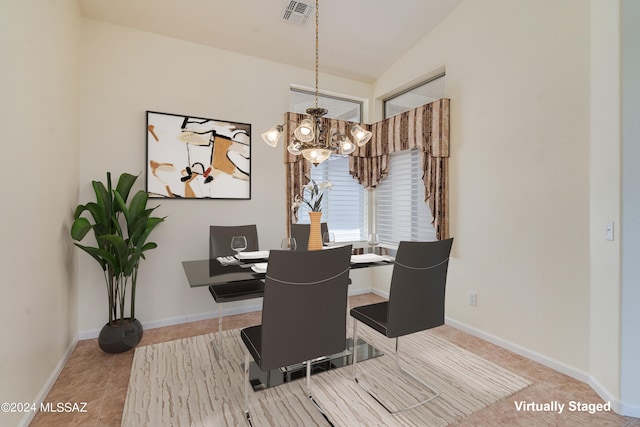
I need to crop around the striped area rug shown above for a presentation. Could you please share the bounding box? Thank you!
[123,326,531,426]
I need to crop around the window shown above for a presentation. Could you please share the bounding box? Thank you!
[376,150,435,244]
[384,73,446,118]
[296,157,368,241]
[290,89,368,242]
[376,74,445,245]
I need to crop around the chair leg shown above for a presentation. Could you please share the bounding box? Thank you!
[305,359,335,426]
[244,351,253,426]
[351,318,359,378]
[352,322,439,414]
[211,303,224,359]
[391,337,440,411]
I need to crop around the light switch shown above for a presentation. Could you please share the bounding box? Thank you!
[606,221,614,241]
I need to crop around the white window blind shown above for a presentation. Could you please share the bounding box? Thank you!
[297,157,367,242]
[376,150,436,244]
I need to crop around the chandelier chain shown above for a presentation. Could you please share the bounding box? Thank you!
[315,0,319,109]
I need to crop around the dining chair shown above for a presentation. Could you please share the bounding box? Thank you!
[290,222,328,251]
[350,238,454,414]
[209,224,259,258]
[240,244,352,426]
[208,224,260,358]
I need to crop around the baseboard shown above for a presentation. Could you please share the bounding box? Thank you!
[77,303,264,340]
[371,288,389,299]
[444,317,640,417]
[348,287,374,297]
[19,337,78,427]
[445,317,591,382]
[78,287,375,340]
[589,376,640,418]
[618,399,640,418]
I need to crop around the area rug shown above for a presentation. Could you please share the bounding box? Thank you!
[122,326,531,426]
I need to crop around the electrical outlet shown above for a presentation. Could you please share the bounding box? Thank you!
[468,292,477,306]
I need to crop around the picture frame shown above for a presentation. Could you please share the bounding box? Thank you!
[146,111,251,199]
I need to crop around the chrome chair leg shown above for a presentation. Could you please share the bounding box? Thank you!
[352,320,439,414]
[304,358,335,427]
[244,351,253,426]
[390,337,439,411]
[351,319,359,378]
[306,358,312,396]
[244,355,334,426]
[211,304,224,359]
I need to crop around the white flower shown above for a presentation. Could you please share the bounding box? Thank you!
[293,179,332,212]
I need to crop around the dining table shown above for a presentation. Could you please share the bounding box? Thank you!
[182,248,394,390]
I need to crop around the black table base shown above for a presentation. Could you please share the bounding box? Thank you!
[247,337,383,391]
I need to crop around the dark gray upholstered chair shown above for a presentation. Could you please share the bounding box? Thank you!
[241,245,352,426]
[209,224,259,258]
[350,238,454,414]
[290,222,329,251]
[208,225,260,358]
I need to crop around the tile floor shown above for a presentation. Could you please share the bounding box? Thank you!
[30,294,639,426]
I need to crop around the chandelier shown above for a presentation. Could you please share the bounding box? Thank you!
[261,0,372,166]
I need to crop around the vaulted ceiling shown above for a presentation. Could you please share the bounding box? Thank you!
[79,0,462,83]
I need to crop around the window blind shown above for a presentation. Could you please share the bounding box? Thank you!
[296,156,367,242]
[376,150,436,244]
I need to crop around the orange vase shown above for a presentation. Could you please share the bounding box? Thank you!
[308,211,323,251]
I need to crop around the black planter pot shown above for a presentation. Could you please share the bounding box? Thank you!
[98,318,144,353]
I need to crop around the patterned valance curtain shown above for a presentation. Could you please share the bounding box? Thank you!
[283,98,450,240]
[283,113,311,227]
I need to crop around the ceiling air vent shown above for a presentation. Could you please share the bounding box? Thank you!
[281,0,314,26]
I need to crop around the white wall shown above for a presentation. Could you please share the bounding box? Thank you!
[375,0,591,373]
[589,0,622,408]
[76,19,371,334]
[0,1,80,425]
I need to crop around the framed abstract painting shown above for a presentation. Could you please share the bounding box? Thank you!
[146,111,251,199]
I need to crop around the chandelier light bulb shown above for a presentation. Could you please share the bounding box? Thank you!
[338,136,356,155]
[294,119,315,142]
[261,125,283,147]
[351,124,373,146]
[301,147,332,165]
[287,141,302,155]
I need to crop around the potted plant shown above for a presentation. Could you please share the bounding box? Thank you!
[292,179,332,250]
[71,172,165,353]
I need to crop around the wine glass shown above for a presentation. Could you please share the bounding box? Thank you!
[322,232,336,246]
[231,235,247,256]
[281,237,297,251]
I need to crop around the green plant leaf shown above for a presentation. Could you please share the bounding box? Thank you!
[73,243,108,270]
[141,242,158,251]
[128,190,148,215]
[99,235,130,275]
[115,172,139,203]
[92,179,111,224]
[71,217,92,241]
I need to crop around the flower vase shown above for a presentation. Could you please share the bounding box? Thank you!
[308,211,323,251]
